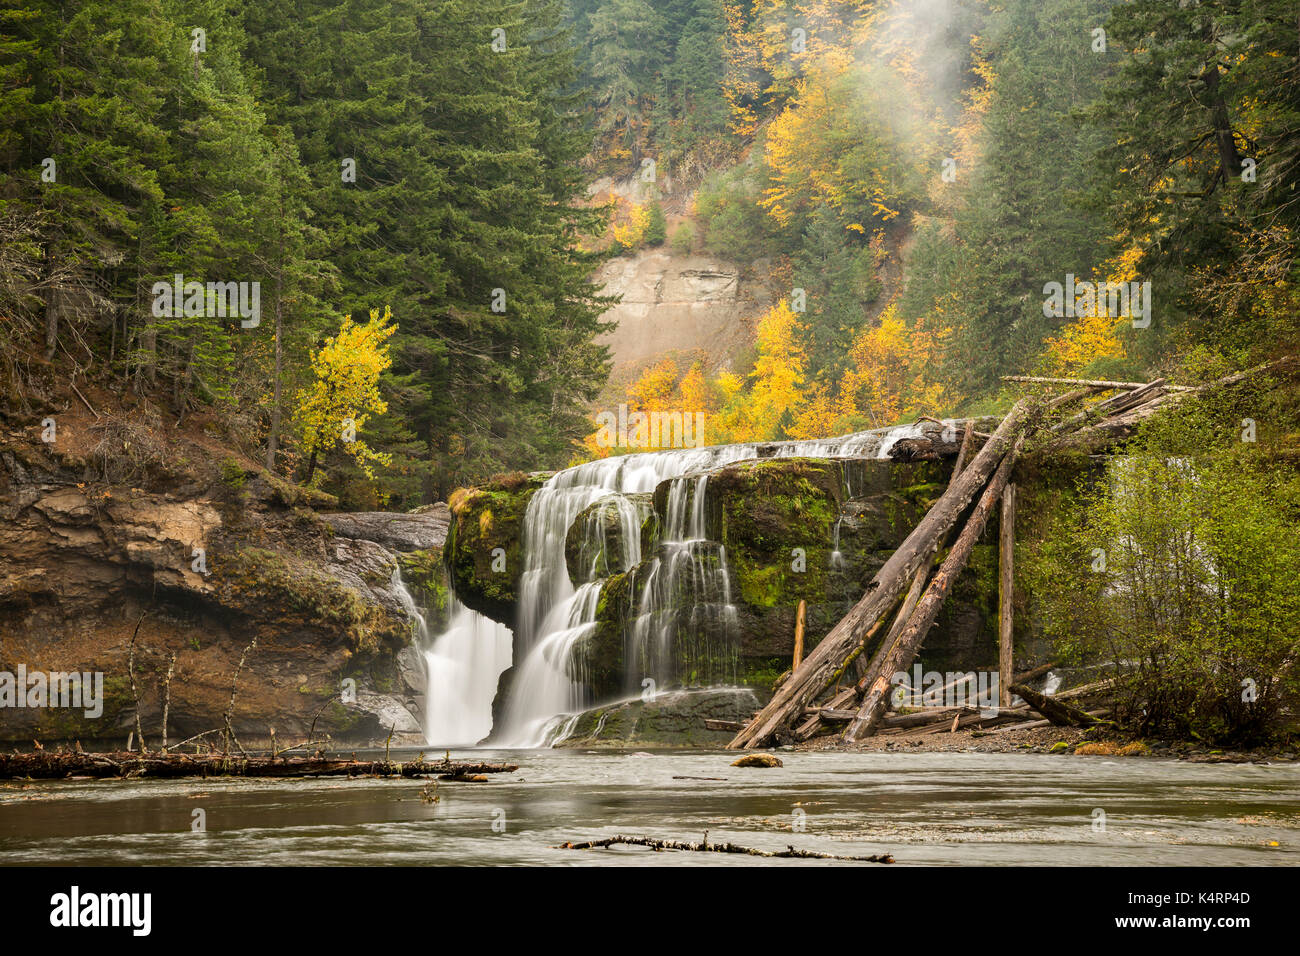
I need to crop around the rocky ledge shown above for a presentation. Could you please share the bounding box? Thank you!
[0,407,449,747]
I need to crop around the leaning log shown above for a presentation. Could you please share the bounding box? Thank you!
[1008,684,1099,727]
[732,402,1032,750]
[841,434,1024,742]
[1003,374,1194,392]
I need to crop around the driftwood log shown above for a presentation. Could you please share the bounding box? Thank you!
[556,834,894,863]
[842,435,1025,742]
[1008,684,1099,727]
[0,750,518,780]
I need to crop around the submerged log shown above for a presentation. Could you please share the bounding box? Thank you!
[556,833,894,863]
[0,750,519,780]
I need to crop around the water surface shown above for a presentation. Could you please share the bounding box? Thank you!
[2,748,1295,866]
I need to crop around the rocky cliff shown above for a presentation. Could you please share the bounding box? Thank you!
[0,398,449,747]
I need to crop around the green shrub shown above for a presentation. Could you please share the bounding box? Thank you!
[1030,414,1300,745]
[644,201,667,246]
[670,220,694,255]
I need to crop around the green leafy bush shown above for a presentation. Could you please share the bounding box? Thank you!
[1031,410,1300,744]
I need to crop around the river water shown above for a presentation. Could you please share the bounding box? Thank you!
[2,749,1296,866]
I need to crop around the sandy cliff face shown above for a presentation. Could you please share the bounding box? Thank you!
[594,249,772,375]
[588,171,777,385]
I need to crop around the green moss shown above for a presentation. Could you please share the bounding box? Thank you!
[737,656,787,695]
[399,547,450,633]
[220,458,247,489]
[711,458,842,610]
[213,545,406,656]
[445,472,549,622]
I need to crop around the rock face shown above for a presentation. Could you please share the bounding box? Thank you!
[0,416,449,746]
[564,492,654,584]
[321,506,450,552]
[555,688,760,749]
[593,248,776,376]
[444,471,551,624]
[449,454,1001,704]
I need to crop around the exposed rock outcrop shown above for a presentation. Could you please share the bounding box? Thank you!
[555,687,760,749]
[321,506,450,552]
[0,411,449,746]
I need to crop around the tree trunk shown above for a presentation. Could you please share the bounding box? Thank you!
[1010,683,1100,727]
[998,483,1015,708]
[791,600,806,670]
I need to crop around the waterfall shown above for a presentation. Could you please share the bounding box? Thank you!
[626,474,737,693]
[392,569,512,747]
[485,422,937,747]
[493,445,758,746]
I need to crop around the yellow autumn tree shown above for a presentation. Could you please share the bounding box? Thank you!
[579,358,720,459]
[296,307,395,483]
[748,298,810,438]
[837,303,947,427]
[1040,247,1137,375]
[611,200,650,251]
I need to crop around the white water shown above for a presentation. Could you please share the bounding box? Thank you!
[392,570,512,747]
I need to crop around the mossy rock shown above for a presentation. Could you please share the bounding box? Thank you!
[445,471,550,624]
[210,545,406,655]
[555,688,760,748]
[564,492,654,585]
[708,457,845,611]
[398,546,451,633]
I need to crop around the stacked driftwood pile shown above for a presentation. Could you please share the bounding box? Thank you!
[726,361,1292,750]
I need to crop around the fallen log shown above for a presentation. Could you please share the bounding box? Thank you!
[979,708,1112,735]
[789,422,978,744]
[1052,677,1116,702]
[791,555,930,742]
[1008,684,1099,727]
[556,833,894,863]
[703,719,744,732]
[1003,374,1194,392]
[1010,661,1058,684]
[841,433,1025,742]
[1051,359,1296,451]
[880,707,966,729]
[0,750,518,781]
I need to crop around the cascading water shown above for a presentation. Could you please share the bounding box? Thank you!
[392,569,512,747]
[485,422,946,747]
[626,474,737,693]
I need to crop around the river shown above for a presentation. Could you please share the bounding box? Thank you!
[2,748,1296,866]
